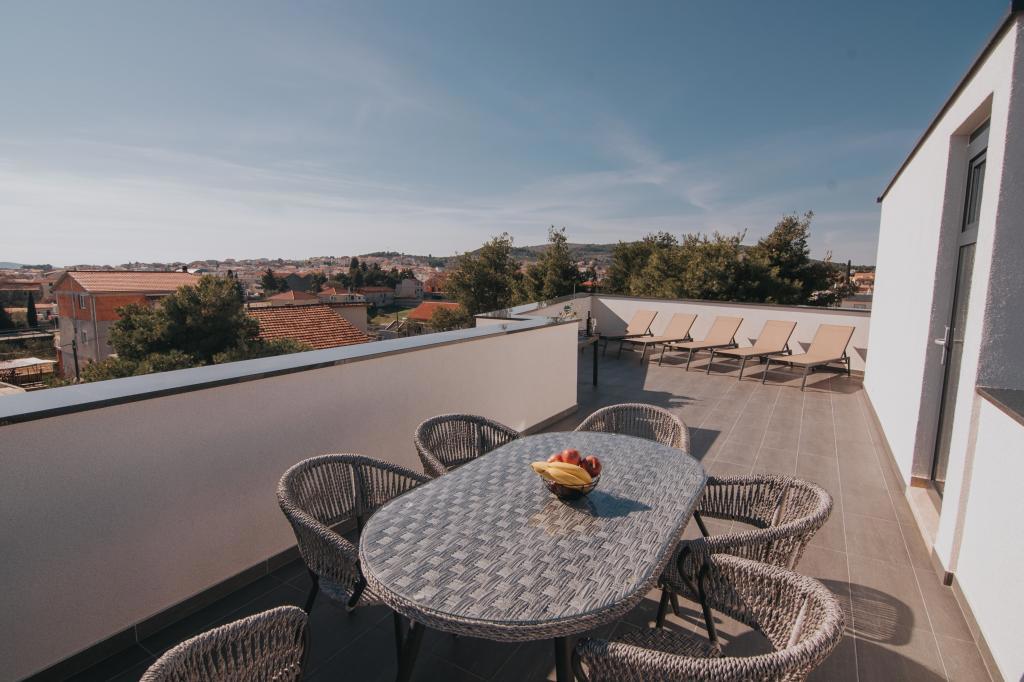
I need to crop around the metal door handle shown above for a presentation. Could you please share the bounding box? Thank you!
[934,326,950,364]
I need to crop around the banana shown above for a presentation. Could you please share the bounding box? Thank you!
[542,461,593,484]
[530,461,592,485]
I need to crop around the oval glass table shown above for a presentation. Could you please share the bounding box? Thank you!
[360,431,707,682]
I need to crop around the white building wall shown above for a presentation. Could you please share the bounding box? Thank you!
[953,398,1024,681]
[0,322,577,680]
[865,22,1018,486]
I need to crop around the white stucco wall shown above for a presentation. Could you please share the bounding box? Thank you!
[0,322,577,679]
[953,398,1024,681]
[591,295,870,371]
[865,21,1018,491]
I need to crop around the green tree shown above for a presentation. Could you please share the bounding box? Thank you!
[309,271,328,292]
[82,275,311,383]
[429,305,473,331]
[675,232,749,300]
[518,227,582,301]
[260,268,287,294]
[25,293,38,327]
[160,276,260,364]
[0,305,15,330]
[446,233,522,315]
[606,232,678,296]
[212,338,311,363]
[106,303,171,360]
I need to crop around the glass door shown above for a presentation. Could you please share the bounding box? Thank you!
[931,121,987,495]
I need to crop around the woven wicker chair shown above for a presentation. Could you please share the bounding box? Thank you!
[277,454,429,613]
[575,403,689,453]
[573,554,845,682]
[414,414,521,478]
[657,474,833,631]
[140,606,308,681]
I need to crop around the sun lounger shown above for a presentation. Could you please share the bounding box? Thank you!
[618,313,697,363]
[600,309,657,356]
[761,324,855,390]
[706,320,797,380]
[659,316,744,370]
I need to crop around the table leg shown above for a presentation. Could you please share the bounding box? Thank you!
[592,339,598,386]
[554,636,573,682]
[395,620,425,682]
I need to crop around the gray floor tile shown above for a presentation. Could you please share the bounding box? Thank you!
[845,513,913,566]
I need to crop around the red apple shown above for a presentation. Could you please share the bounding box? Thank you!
[562,449,581,466]
[548,452,565,463]
[582,455,602,477]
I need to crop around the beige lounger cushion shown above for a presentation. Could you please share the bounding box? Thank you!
[716,320,797,357]
[781,324,855,366]
[625,313,697,345]
[666,316,743,350]
[604,309,657,339]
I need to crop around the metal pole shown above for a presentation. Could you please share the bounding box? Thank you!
[71,338,80,382]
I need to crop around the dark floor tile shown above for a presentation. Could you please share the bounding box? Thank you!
[760,427,800,451]
[65,645,152,682]
[845,514,911,566]
[421,627,521,679]
[853,627,946,682]
[138,574,286,656]
[714,440,760,467]
[934,633,993,681]
[841,481,898,521]
[752,446,798,474]
[807,511,848,553]
[912,568,977,643]
[796,453,841,492]
[848,554,928,645]
[808,634,858,682]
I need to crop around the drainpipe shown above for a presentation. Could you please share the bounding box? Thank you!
[91,295,100,361]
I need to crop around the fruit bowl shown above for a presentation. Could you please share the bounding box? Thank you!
[544,475,600,500]
[531,450,602,501]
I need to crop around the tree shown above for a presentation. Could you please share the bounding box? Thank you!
[518,227,582,302]
[309,271,328,292]
[446,233,522,315]
[675,232,748,301]
[82,275,309,383]
[606,232,678,296]
[160,276,260,364]
[0,305,15,331]
[25,293,38,328]
[429,305,473,331]
[260,268,287,294]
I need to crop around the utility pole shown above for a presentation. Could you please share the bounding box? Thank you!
[71,338,80,382]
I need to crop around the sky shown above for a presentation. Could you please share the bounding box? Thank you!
[0,0,1010,266]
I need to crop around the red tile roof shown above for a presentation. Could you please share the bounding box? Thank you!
[249,305,370,350]
[407,301,462,322]
[58,271,198,293]
[268,290,318,301]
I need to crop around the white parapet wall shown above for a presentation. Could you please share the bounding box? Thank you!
[590,295,870,372]
[0,319,578,680]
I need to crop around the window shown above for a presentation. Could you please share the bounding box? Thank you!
[81,330,88,343]
[79,294,87,309]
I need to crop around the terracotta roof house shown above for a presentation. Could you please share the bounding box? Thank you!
[248,304,370,350]
[407,301,462,323]
[267,290,318,304]
[52,271,199,374]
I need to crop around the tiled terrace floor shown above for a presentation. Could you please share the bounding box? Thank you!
[71,349,992,681]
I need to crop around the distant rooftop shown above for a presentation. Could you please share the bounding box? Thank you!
[267,290,318,301]
[407,301,461,322]
[56,270,198,293]
[249,304,370,350]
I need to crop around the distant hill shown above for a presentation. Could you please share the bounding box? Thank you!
[364,243,620,266]
[0,262,24,269]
